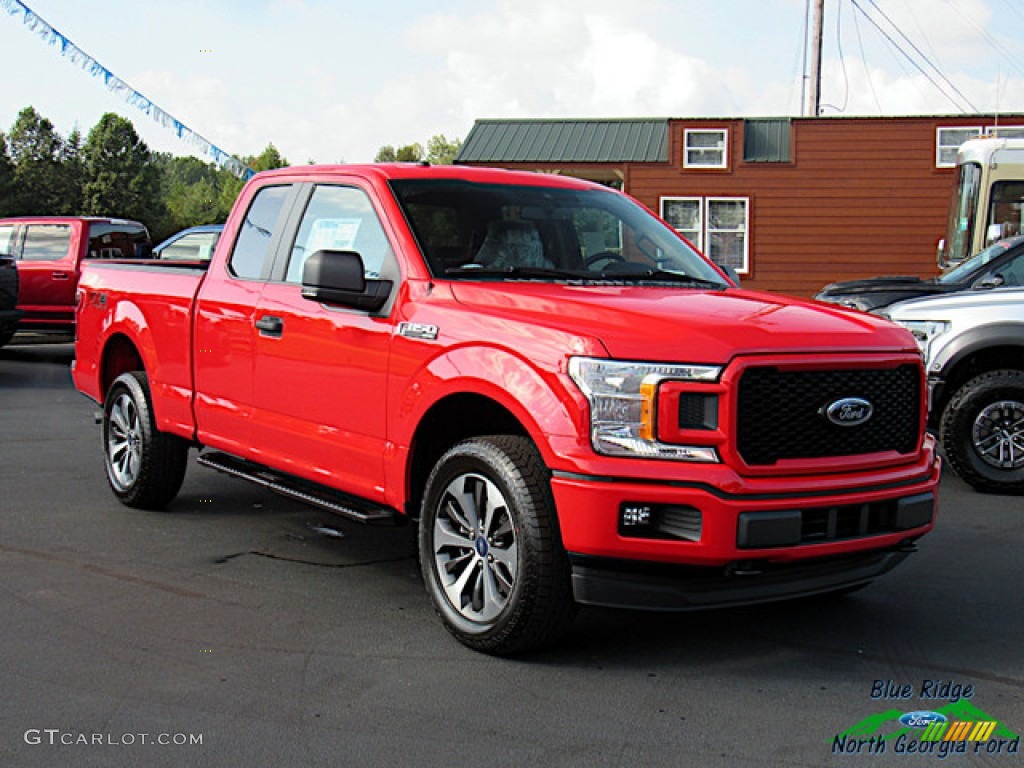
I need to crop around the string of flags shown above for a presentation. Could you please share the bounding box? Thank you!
[1,0,254,179]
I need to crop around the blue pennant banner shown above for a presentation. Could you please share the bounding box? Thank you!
[1,0,254,179]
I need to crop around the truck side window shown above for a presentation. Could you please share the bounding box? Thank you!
[0,225,15,257]
[228,185,292,280]
[285,185,393,283]
[20,225,72,261]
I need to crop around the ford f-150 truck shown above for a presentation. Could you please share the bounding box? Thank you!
[72,164,941,654]
[0,216,151,340]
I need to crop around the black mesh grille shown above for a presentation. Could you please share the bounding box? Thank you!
[736,365,920,465]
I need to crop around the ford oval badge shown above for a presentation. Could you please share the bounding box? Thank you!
[823,397,874,427]
[899,711,947,729]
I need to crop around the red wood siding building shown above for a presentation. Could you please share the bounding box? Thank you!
[457,116,1023,296]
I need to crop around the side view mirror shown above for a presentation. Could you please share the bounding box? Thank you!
[973,273,1005,290]
[936,238,947,269]
[134,241,154,259]
[723,265,741,286]
[301,249,392,312]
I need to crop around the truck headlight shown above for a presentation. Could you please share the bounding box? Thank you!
[894,320,949,357]
[567,357,722,462]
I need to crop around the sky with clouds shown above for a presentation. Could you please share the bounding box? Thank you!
[2,0,1024,167]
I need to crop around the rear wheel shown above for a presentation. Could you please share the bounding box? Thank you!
[0,327,15,348]
[103,371,189,509]
[419,436,575,654]
[940,370,1024,494]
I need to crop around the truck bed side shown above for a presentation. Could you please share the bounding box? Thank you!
[73,261,208,440]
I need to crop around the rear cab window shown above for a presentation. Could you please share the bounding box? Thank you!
[87,221,151,259]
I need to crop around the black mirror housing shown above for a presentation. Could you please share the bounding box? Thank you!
[301,249,392,312]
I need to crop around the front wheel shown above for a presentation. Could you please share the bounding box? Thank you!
[419,436,575,654]
[940,369,1024,494]
[103,371,189,509]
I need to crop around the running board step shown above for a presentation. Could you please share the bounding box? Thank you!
[196,451,398,525]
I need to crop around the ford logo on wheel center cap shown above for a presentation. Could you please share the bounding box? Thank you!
[823,397,874,427]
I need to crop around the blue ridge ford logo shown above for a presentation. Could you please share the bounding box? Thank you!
[823,397,874,427]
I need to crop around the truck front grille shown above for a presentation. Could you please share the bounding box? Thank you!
[736,365,920,466]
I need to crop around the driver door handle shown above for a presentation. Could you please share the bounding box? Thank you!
[255,315,284,337]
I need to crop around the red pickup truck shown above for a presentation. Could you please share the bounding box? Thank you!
[0,216,151,342]
[73,164,940,654]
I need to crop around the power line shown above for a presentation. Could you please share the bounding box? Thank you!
[851,1,884,112]
[862,0,979,112]
[944,0,1024,81]
[850,0,974,113]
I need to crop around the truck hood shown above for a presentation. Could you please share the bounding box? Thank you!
[819,275,932,294]
[885,286,1024,320]
[450,282,917,362]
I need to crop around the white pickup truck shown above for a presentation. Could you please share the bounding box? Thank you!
[885,287,1024,493]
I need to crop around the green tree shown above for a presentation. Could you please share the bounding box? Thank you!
[375,135,462,165]
[425,134,462,165]
[150,153,227,240]
[249,143,288,172]
[80,113,164,227]
[374,143,424,163]
[7,106,78,214]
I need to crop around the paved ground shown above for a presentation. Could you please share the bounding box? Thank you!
[1,342,1021,767]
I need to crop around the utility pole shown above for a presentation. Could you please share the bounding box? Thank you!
[807,0,824,116]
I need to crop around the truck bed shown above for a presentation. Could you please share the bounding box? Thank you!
[73,260,209,438]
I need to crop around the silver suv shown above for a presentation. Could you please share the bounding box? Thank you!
[885,287,1024,493]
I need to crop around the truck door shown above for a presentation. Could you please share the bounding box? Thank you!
[193,183,298,457]
[15,221,77,327]
[250,182,395,500]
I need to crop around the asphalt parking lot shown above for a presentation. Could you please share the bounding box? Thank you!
[1,341,1021,768]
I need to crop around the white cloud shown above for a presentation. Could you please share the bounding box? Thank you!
[8,0,1024,168]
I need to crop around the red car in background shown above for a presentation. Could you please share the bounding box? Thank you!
[0,216,151,341]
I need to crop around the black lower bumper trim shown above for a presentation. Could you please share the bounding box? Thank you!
[569,547,914,611]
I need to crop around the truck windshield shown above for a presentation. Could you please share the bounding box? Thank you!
[943,162,981,267]
[390,179,728,287]
[938,237,1014,283]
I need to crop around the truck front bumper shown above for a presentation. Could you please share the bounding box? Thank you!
[569,546,913,610]
[549,451,941,611]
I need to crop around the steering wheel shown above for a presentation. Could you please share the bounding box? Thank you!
[583,251,627,269]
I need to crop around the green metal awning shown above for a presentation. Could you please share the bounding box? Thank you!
[456,119,669,164]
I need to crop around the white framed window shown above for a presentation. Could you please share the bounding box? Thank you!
[986,125,1024,139]
[684,129,728,169]
[661,196,750,274]
[660,197,702,249]
[706,198,749,274]
[936,126,982,168]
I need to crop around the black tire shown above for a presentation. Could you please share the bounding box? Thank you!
[939,369,1024,494]
[102,371,189,509]
[419,436,575,654]
[0,327,15,348]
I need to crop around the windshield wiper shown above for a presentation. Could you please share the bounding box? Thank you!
[599,269,728,289]
[445,265,588,280]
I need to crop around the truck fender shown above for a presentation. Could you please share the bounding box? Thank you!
[388,345,589,512]
[931,323,1024,377]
